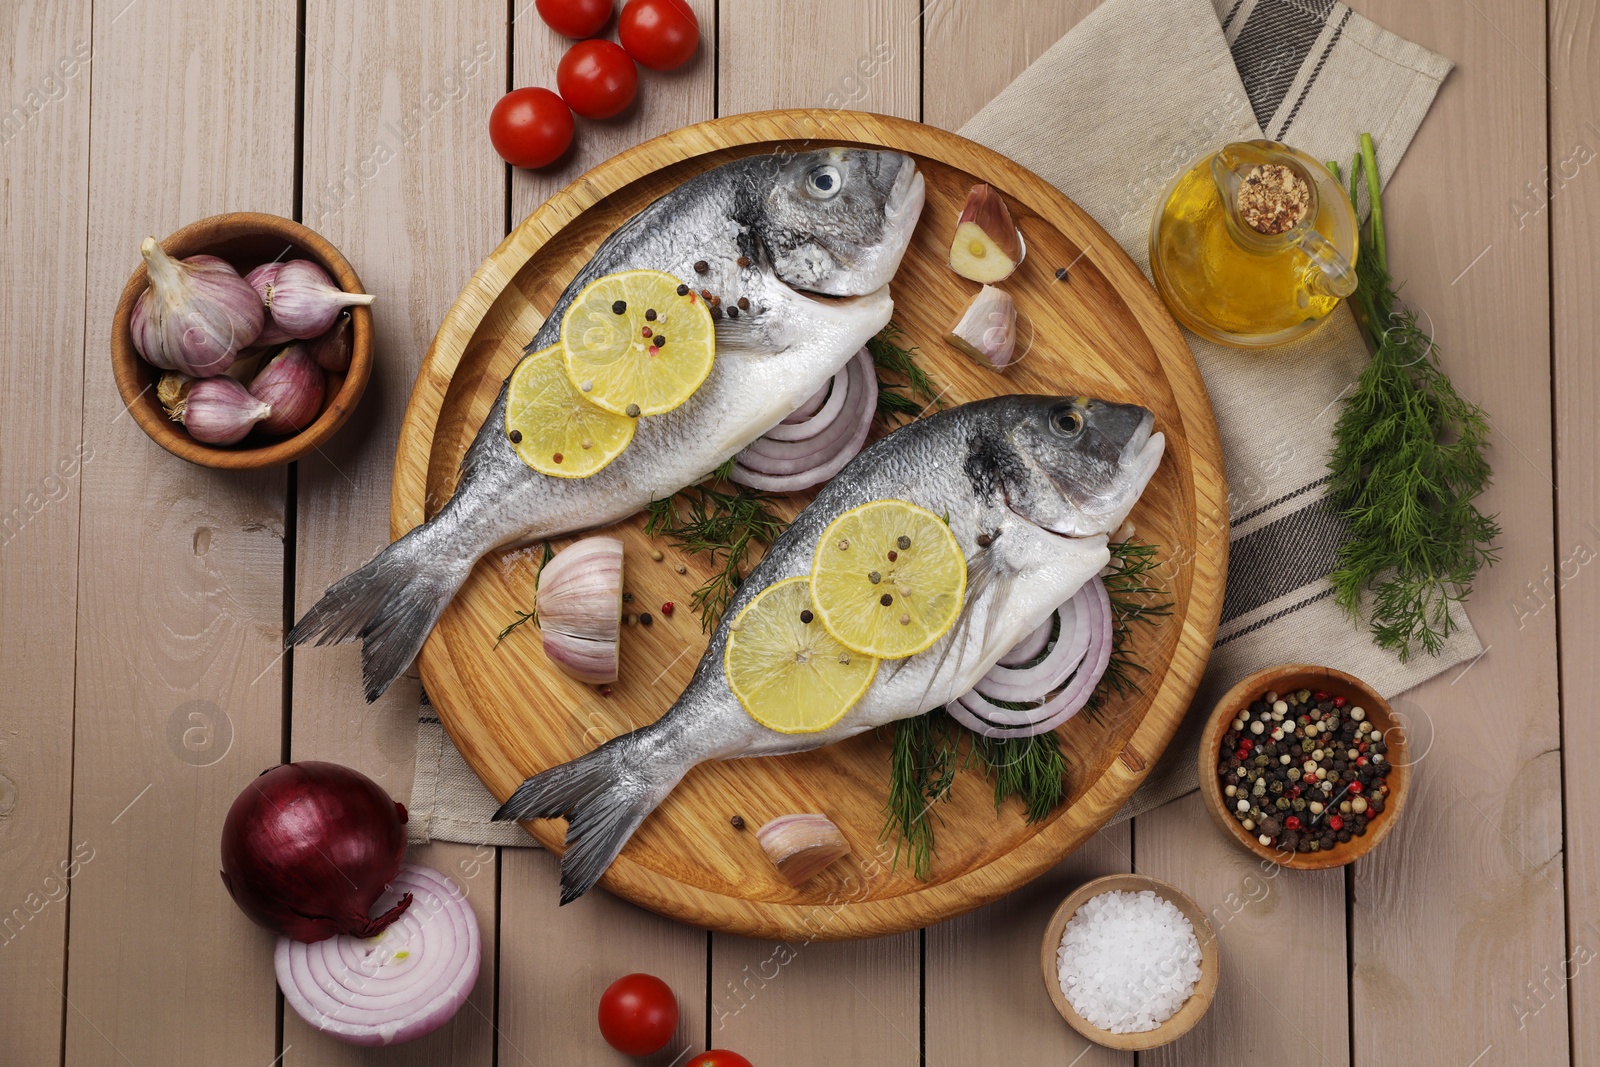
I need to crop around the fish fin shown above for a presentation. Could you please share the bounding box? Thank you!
[494,731,685,904]
[286,521,473,702]
[711,313,765,351]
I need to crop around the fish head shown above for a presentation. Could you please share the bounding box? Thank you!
[973,395,1166,539]
[754,147,925,296]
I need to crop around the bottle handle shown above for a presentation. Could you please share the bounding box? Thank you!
[1294,225,1357,299]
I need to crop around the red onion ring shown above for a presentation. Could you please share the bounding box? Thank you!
[762,365,850,441]
[729,349,878,492]
[782,379,832,424]
[972,595,1088,701]
[997,616,1052,667]
[276,863,481,1047]
[738,354,871,470]
[947,577,1113,738]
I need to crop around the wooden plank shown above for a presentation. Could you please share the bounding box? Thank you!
[0,2,92,1064]
[286,0,508,1061]
[498,848,708,1065]
[717,0,921,117]
[1342,2,1566,1064]
[709,5,922,1062]
[926,827,1133,1067]
[922,0,1094,131]
[1137,793,1349,1063]
[1550,0,1600,1060]
[494,7,718,1064]
[62,1,298,1063]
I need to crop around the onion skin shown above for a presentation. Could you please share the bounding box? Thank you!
[249,343,326,435]
[220,761,412,943]
[132,237,263,377]
[264,259,375,340]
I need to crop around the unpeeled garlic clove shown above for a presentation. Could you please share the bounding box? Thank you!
[536,536,624,684]
[243,263,297,345]
[131,237,264,377]
[945,285,1018,369]
[948,184,1024,284]
[756,813,851,886]
[258,259,374,340]
[308,310,353,373]
[172,375,271,445]
[249,343,326,436]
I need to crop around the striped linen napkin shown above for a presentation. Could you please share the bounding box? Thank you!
[407,0,1473,844]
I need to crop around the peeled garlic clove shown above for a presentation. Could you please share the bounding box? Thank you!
[249,343,326,436]
[172,375,271,445]
[945,285,1018,369]
[756,814,851,886]
[536,537,623,684]
[308,310,353,373]
[261,259,374,340]
[131,237,264,377]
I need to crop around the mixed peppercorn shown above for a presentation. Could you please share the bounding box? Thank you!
[1216,687,1391,854]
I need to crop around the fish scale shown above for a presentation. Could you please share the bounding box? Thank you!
[496,393,1167,903]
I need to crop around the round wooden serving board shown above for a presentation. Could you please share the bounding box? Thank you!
[392,110,1227,940]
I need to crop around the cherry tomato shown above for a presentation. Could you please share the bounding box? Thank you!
[597,973,678,1056]
[488,87,574,169]
[535,0,613,38]
[557,39,639,120]
[688,1053,754,1067]
[618,0,700,71]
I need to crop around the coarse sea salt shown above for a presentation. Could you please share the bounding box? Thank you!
[1056,889,1202,1034]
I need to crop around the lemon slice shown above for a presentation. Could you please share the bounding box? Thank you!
[810,500,967,660]
[725,577,878,734]
[505,345,636,478]
[561,269,715,417]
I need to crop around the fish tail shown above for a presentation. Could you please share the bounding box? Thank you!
[494,725,686,904]
[286,518,474,702]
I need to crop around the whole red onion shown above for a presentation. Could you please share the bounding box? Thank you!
[220,761,412,943]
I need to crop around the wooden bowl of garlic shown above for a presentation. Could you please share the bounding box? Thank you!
[110,212,374,469]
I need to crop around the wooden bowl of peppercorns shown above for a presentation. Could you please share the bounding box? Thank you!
[1198,664,1410,869]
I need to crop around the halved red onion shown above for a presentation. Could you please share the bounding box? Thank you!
[782,380,833,424]
[738,354,872,471]
[947,577,1113,738]
[997,617,1052,667]
[971,595,1088,702]
[276,863,481,1047]
[730,348,878,493]
[763,365,849,440]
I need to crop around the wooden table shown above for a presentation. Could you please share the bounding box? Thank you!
[1,1,1588,1063]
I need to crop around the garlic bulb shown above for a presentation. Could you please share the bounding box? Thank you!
[308,310,353,373]
[243,263,296,345]
[260,259,374,340]
[172,375,271,445]
[535,537,623,684]
[945,285,1018,369]
[249,344,326,436]
[756,814,851,886]
[131,237,264,377]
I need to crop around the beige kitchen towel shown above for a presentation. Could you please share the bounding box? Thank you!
[409,0,1474,845]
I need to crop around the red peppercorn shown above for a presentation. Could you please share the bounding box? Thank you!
[1333,695,1347,708]
[1289,786,1301,798]
[1285,816,1301,831]
[1235,748,1250,761]
[600,685,613,697]
[1348,781,1363,793]
[1240,738,1254,750]
[1328,815,1344,831]
[1313,690,1330,702]
[660,601,675,617]
[1357,757,1368,766]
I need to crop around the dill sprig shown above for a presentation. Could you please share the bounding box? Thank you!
[881,538,1166,876]
[644,483,789,630]
[868,323,941,422]
[1327,134,1499,660]
[495,541,555,647]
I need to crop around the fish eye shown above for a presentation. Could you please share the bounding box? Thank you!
[806,165,842,200]
[1050,407,1084,436]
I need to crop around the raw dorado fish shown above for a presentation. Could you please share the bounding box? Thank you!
[496,394,1166,902]
[289,148,926,699]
